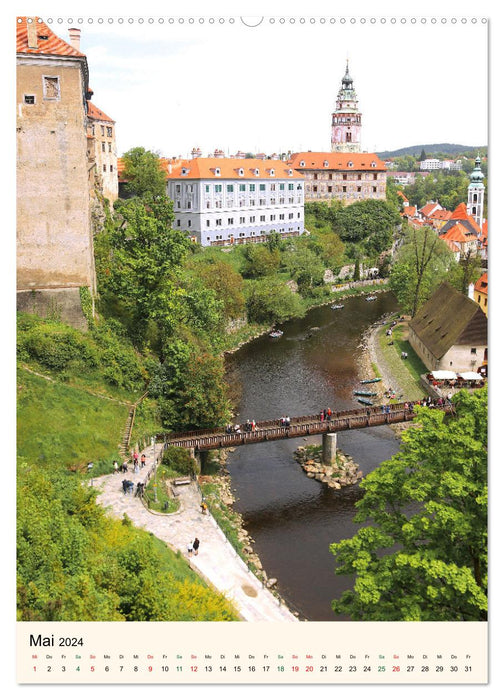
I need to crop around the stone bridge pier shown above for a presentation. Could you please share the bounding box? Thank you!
[322,432,338,467]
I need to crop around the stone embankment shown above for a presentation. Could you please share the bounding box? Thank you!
[294,446,363,489]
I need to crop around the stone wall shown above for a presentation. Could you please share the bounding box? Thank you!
[17,288,88,331]
[16,58,96,315]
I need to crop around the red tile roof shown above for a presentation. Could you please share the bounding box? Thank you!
[165,158,305,180]
[474,273,488,294]
[16,17,85,57]
[429,209,451,220]
[447,202,481,235]
[87,101,114,123]
[401,206,417,218]
[439,222,478,243]
[419,201,441,217]
[288,152,386,171]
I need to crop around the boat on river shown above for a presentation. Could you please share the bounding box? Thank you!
[357,397,374,406]
[354,390,378,397]
[360,377,382,384]
[269,330,283,339]
[366,295,377,301]
[331,304,344,310]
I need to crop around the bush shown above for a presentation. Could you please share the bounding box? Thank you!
[162,446,197,475]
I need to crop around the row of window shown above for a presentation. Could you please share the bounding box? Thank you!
[175,182,298,194]
[299,159,377,168]
[176,197,302,209]
[181,166,295,178]
[311,172,381,181]
[209,212,301,226]
[308,185,381,193]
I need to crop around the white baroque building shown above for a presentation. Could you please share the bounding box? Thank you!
[165,158,305,246]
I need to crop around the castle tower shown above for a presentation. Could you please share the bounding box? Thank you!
[331,60,362,153]
[467,155,485,229]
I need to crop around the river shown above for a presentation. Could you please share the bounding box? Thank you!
[224,291,400,620]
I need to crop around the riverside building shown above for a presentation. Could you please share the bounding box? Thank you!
[165,158,305,246]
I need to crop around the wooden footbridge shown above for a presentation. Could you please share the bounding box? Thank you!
[158,402,455,453]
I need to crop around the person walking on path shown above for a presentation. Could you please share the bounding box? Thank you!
[193,537,200,556]
[141,453,146,469]
[187,541,193,557]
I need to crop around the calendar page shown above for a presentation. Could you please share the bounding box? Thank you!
[13,0,494,693]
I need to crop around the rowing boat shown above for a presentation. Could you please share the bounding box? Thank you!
[360,378,382,384]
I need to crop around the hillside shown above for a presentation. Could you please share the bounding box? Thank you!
[377,143,486,158]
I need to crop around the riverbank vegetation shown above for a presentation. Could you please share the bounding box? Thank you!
[330,386,487,621]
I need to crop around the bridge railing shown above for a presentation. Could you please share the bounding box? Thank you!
[162,403,455,450]
[158,402,414,442]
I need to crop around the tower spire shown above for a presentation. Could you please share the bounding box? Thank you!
[331,60,361,152]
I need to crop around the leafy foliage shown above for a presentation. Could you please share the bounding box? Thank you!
[245,277,304,324]
[121,146,167,199]
[390,227,456,316]
[17,461,238,621]
[330,388,487,621]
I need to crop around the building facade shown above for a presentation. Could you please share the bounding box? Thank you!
[289,152,386,204]
[16,17,95,329]
[408,282,487,373]
[87,98,118,205]
[165,158,305,246]
[331,61,361,153]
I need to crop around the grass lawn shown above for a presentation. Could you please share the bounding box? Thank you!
[17,366,128,471]
[378,321,428,401]
[143,462,180,513]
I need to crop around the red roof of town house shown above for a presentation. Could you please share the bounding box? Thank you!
[288,152,386,171]
[401,206,417,218]
[429,209,452,221]
[87,101,114,123]
[165,158,305,180]
[397,190,408,202]
[449,202,481,233]
[419,201,441,217]
[16,17,85,57]
[439,222,478,243]
[474,273,488,294]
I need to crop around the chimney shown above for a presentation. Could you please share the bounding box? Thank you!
[27,18,38,49]
[68,27,81,51]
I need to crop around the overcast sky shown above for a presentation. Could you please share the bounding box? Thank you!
[51,15,489,158]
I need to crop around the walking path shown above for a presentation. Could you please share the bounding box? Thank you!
[91,446,298,623]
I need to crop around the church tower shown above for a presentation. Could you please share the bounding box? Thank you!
[331,60,362,153]
[467,155,485,229]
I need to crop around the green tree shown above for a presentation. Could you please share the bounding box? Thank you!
[240,244,281,278]
[330,388,487,621]
[121,147,167,199]
[447,249,483,296]
[332,199,401,257]
[100,195,191,346]
[149,338,231,430]
[186,259,246,320]
[283,247,325,294]
[390,227,455,316]
[245,278,304,324]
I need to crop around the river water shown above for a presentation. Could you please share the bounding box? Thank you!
[224,291,400,620]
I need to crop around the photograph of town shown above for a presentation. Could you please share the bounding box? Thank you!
[16,12,488,635]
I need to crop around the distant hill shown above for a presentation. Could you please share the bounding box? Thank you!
[377,144,486,158]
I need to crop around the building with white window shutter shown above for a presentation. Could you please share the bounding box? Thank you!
[165,158,305,246]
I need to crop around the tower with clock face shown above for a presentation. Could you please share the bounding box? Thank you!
[331,61,362,153]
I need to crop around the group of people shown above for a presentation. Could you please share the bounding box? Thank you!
[319,407,333,421]
[225,419,257,434]
[121,479,145,497]
[279,415,291,427]
[113,453,147,476]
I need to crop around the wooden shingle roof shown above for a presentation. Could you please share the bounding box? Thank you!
[409,282,487,360]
